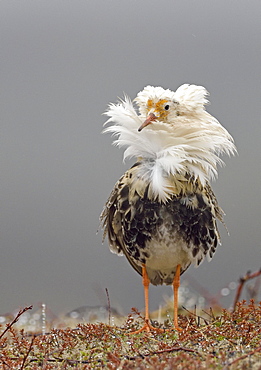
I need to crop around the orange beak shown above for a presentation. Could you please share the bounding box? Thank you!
[138,113,157,132]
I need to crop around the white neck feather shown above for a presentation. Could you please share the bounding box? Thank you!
[104,94,236,202]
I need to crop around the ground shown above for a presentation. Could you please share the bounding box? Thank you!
[0,300,260,369]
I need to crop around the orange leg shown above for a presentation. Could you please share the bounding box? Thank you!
[142,264,150,325]
[173,264,182,331]
[129,264,164,334]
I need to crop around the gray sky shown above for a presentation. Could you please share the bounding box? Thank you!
[1,1,260,316]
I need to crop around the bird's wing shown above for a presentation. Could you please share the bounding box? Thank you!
[100,166,143,277]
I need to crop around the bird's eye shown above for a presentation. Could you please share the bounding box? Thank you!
[164,105,170,110]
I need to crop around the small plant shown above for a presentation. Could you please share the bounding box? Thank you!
[0,300,260,369]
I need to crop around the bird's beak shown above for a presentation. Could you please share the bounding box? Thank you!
[138,113,157,132]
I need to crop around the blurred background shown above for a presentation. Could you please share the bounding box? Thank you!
[1,1,260,318]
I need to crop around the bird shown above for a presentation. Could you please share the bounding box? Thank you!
[100,84,236,333]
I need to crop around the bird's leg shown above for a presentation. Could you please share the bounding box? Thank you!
[142,264,150,326]
[129,264,164,334]
[172,264,182,331]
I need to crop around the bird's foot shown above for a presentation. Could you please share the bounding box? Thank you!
[167,319,183,332]
[172,324,183,332]
[128,319,165,335]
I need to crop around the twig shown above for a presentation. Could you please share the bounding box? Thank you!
[201,307,216,320]
[233,269,261,311]
[20,335,36,370]
[224,345,261,368]
[246,272,261,300]
[105,288,111,326]
[0,306,33,340]
[0,357,11,369]
[125,345,200,361]
[182,306,209,325]
[152,346,199,355]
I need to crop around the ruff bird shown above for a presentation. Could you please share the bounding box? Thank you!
[101,84,236,332]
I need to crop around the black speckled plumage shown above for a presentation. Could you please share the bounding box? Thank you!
[101,163,223,286]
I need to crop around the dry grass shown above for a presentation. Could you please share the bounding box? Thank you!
[0,300,260,369]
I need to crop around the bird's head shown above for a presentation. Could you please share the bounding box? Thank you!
[134,86,179,131]
[134,84,210,131]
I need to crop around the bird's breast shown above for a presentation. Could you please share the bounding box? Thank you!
[143,225,193,285]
